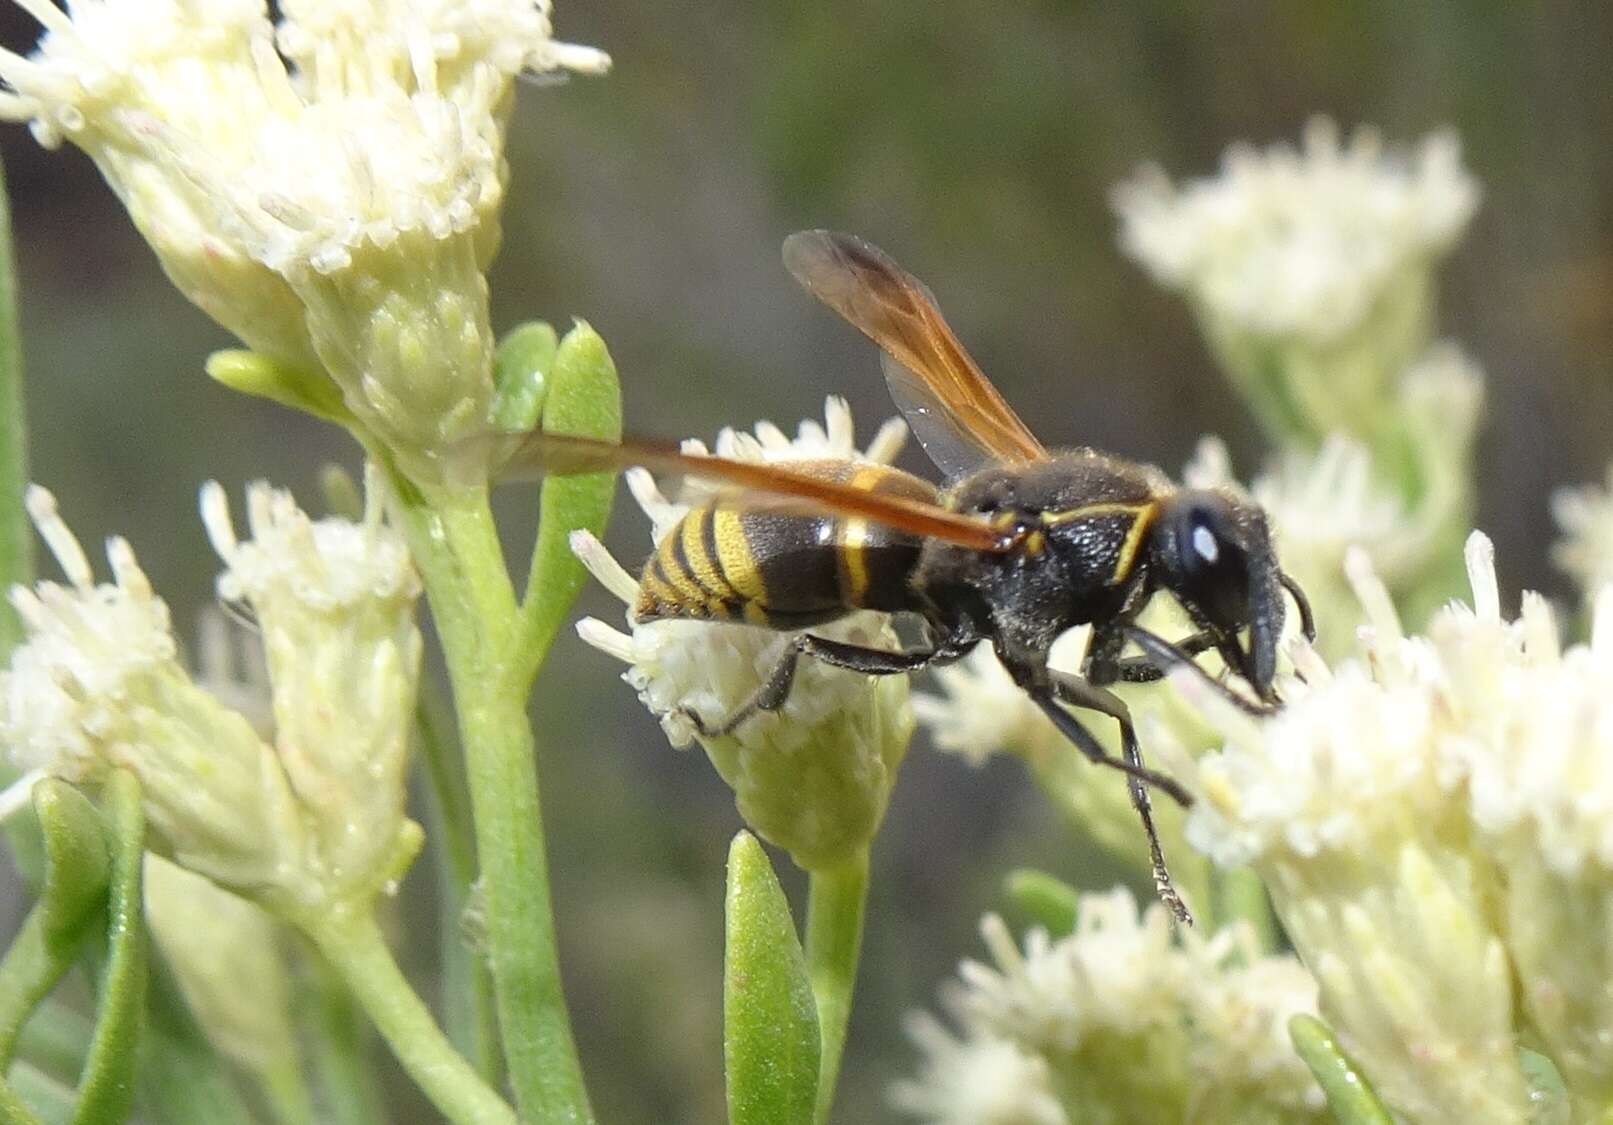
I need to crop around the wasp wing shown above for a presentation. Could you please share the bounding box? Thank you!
[494,431,1014,551]
[783,230,1050,478]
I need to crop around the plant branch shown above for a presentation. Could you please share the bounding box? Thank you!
[387,476,593,1124]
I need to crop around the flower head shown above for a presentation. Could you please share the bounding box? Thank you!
[1157,533,1613,1121]
[1115,119,1478,443]
[0,0,607,480]
[201,467,422,904]
[0,485,307,892]
[0,474,423,912]
[894,888,1323,1125]
[1114,117,1476,344]
[572,398,914,871]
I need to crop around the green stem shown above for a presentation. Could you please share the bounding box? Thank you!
[416,680,501,1083]
[804,851,869,1125]
[305,908,515,1125]
[387,476,592,1124]
[302,956,385,1125]
[0,152,27,656]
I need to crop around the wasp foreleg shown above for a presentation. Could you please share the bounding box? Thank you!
[1039,672,1193,925]
[1090,629,1217,684]
[1122,625,1276,717]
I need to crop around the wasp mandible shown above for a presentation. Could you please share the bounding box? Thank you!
[503,231,1316,922]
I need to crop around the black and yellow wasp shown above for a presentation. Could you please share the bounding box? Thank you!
[507,231,1315,921]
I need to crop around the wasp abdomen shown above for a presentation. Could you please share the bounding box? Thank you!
[634,460,934,628]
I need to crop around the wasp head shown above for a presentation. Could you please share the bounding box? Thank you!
[1149,489,1311,702]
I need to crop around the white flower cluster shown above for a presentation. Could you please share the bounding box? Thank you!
[573,398,915,871]
[1114,118,1477,344]
[0,0,607,477]
[892,888,1323,1125]
[0,473,422,910]
[1158,533,1613,1121]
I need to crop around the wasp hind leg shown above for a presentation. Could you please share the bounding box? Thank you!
[676,633,941,738]
[1040,670,1194,925]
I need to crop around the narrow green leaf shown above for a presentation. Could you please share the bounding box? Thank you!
[491,321,559,432]
[0,782,112,1070]
[205,349,353,425]
[513,319,622,684]
[1003,869,1080,937]
[724,833,819,1125]
[31,783,110,952]
[72,771,146,1125]
[0,152,28,656]
[1288,1014,1393,1125]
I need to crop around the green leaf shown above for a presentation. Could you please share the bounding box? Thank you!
[0,782,114,1070]
[724,833,819,1125]
[31,783,110,953]
[513,319,622,684]
[1003,869,1080,937]
[205,349,353,425]
[72,771,146,1125]
[490,322,559,432]
[1288,1014,1393,1125]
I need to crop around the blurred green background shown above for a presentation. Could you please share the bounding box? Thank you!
[2,2,1611,1120]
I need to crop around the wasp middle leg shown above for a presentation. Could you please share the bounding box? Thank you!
[1042,669,1193,925]
[677,632,946,738]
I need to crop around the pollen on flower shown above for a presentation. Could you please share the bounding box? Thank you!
[1113,117,1478,343]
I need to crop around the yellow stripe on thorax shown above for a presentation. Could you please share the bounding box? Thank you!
[1109,502,1157,586]
[1037,500,1158,586]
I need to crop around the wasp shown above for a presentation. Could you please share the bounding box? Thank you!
[505,231,1315,922]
